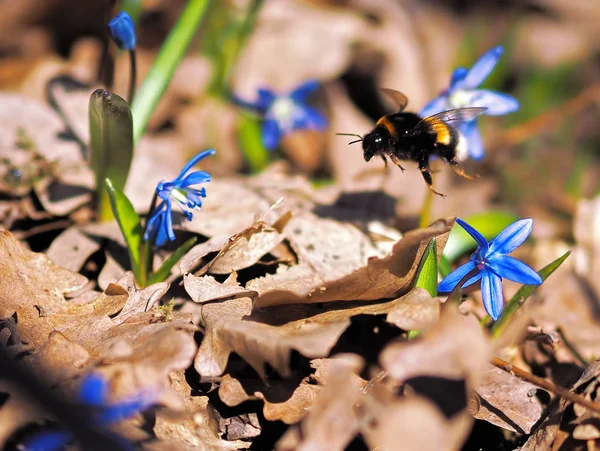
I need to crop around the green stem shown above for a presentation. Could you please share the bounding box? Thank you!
[131,0,212,144]
[128,49,137,104]
[141,189,159,283]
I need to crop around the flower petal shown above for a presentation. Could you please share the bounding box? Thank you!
[25,430,73,451]
[449,67,468,91]
[487,255,542,285]
[231,89,275,111]
[144,202,166,242]
[108,12,136,50]
[438,260,477,293]
[481,270,504,320]
[262,118,283,150]
[462,45,504,89]
[460,121,485,160]
[79,373,109,406]
[176,149,215,181]
[463,270,484,288]
[292,105,328,131]
[466,90,519,115]
[420,95,449,118]
[289,79,319,102]
[178,170,211,187]
[488,218,533,256]
[456,218,489,254]
[97,394,155,426]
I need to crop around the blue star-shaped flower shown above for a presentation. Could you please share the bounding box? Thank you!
[108,12,136,51]
[144,149,214,247]
[438,218,542,320]
[233,80,328,150]
[420,46,519,160]
[24,373,155,451]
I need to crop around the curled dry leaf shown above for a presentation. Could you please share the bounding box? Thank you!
[218,359,336,425]
[277,354,365,451]
[0,229,88,348]
[474,367,543,434]
[184,274,257,304]
[152,374,245,451]
[194,296,349,379]
[250,217,453,307]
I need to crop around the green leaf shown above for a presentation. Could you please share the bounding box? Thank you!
[105,178,145,285]
[491,251,571,337]
[415,239,438,297]
[131,0,212,144]
[147,237,197,285]
[89,89,134,221]
[442,211,519,263]
[237,112,269,173]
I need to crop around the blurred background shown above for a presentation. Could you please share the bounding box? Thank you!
[0,0,599,231]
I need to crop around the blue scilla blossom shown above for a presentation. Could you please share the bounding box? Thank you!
[420,46,519,160]
[438,218,542,321]
[108,12,136,50]
[144,149,214,247]
[25,373,155,450]
[233,80,327,150]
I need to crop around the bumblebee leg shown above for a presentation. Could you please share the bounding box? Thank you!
[380,155,390,174]
[389,154,406,172]
[447,159,477,180]
[418,158,446,198]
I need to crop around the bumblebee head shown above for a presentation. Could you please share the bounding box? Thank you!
[362,130,387,162]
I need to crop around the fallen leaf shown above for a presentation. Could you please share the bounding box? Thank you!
[474,367,543,434]
[276,354,365,451]
[250,218,453,307]
[195,297,349,379]
[183,274,258,304]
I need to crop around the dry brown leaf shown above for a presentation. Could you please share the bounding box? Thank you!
[0,383,48,446]
[522,359,600,450]
[0,229,88,348]
[195,297,349,379]
[358,390,450,451]
[151,372,248,451]
[474,367,543,434]
[183,274,257,304]
[250,217,453,307]
[179,235,230,275]
[218,358,337,425]
[381,307,490,387]
[46,226,101,273]
[276,354,365,451]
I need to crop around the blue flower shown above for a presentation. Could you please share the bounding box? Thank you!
[24,373,155,450]
[144,149,214,247]
[108,12,136,50]
[438,218,542,320]
[233,80,327,150]
[420,46,519,160]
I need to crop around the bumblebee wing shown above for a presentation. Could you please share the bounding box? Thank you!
[422,107,487,129]
[381,88,409,112]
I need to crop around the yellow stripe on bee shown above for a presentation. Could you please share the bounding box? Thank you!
[424,118,451,145]
[376,116,397,138]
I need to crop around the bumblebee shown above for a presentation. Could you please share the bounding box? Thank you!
[342,89,486,197]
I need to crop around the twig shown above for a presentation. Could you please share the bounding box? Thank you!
[491,356,600,414]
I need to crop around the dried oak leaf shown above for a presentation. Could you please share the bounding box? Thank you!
[218,359,334,425]
[358,388,451,451]
[380,307,491,448]
[184,274,257,304]
[474,367,543,434]
[0,229,88,348]
[276,354,365,451]
[0,383,49,446]
[46,226,101,273]
[195,297,349,379]
[151,372,247,450]
[250,218,453,307]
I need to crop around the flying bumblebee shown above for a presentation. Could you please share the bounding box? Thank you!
[341,89,486,197]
